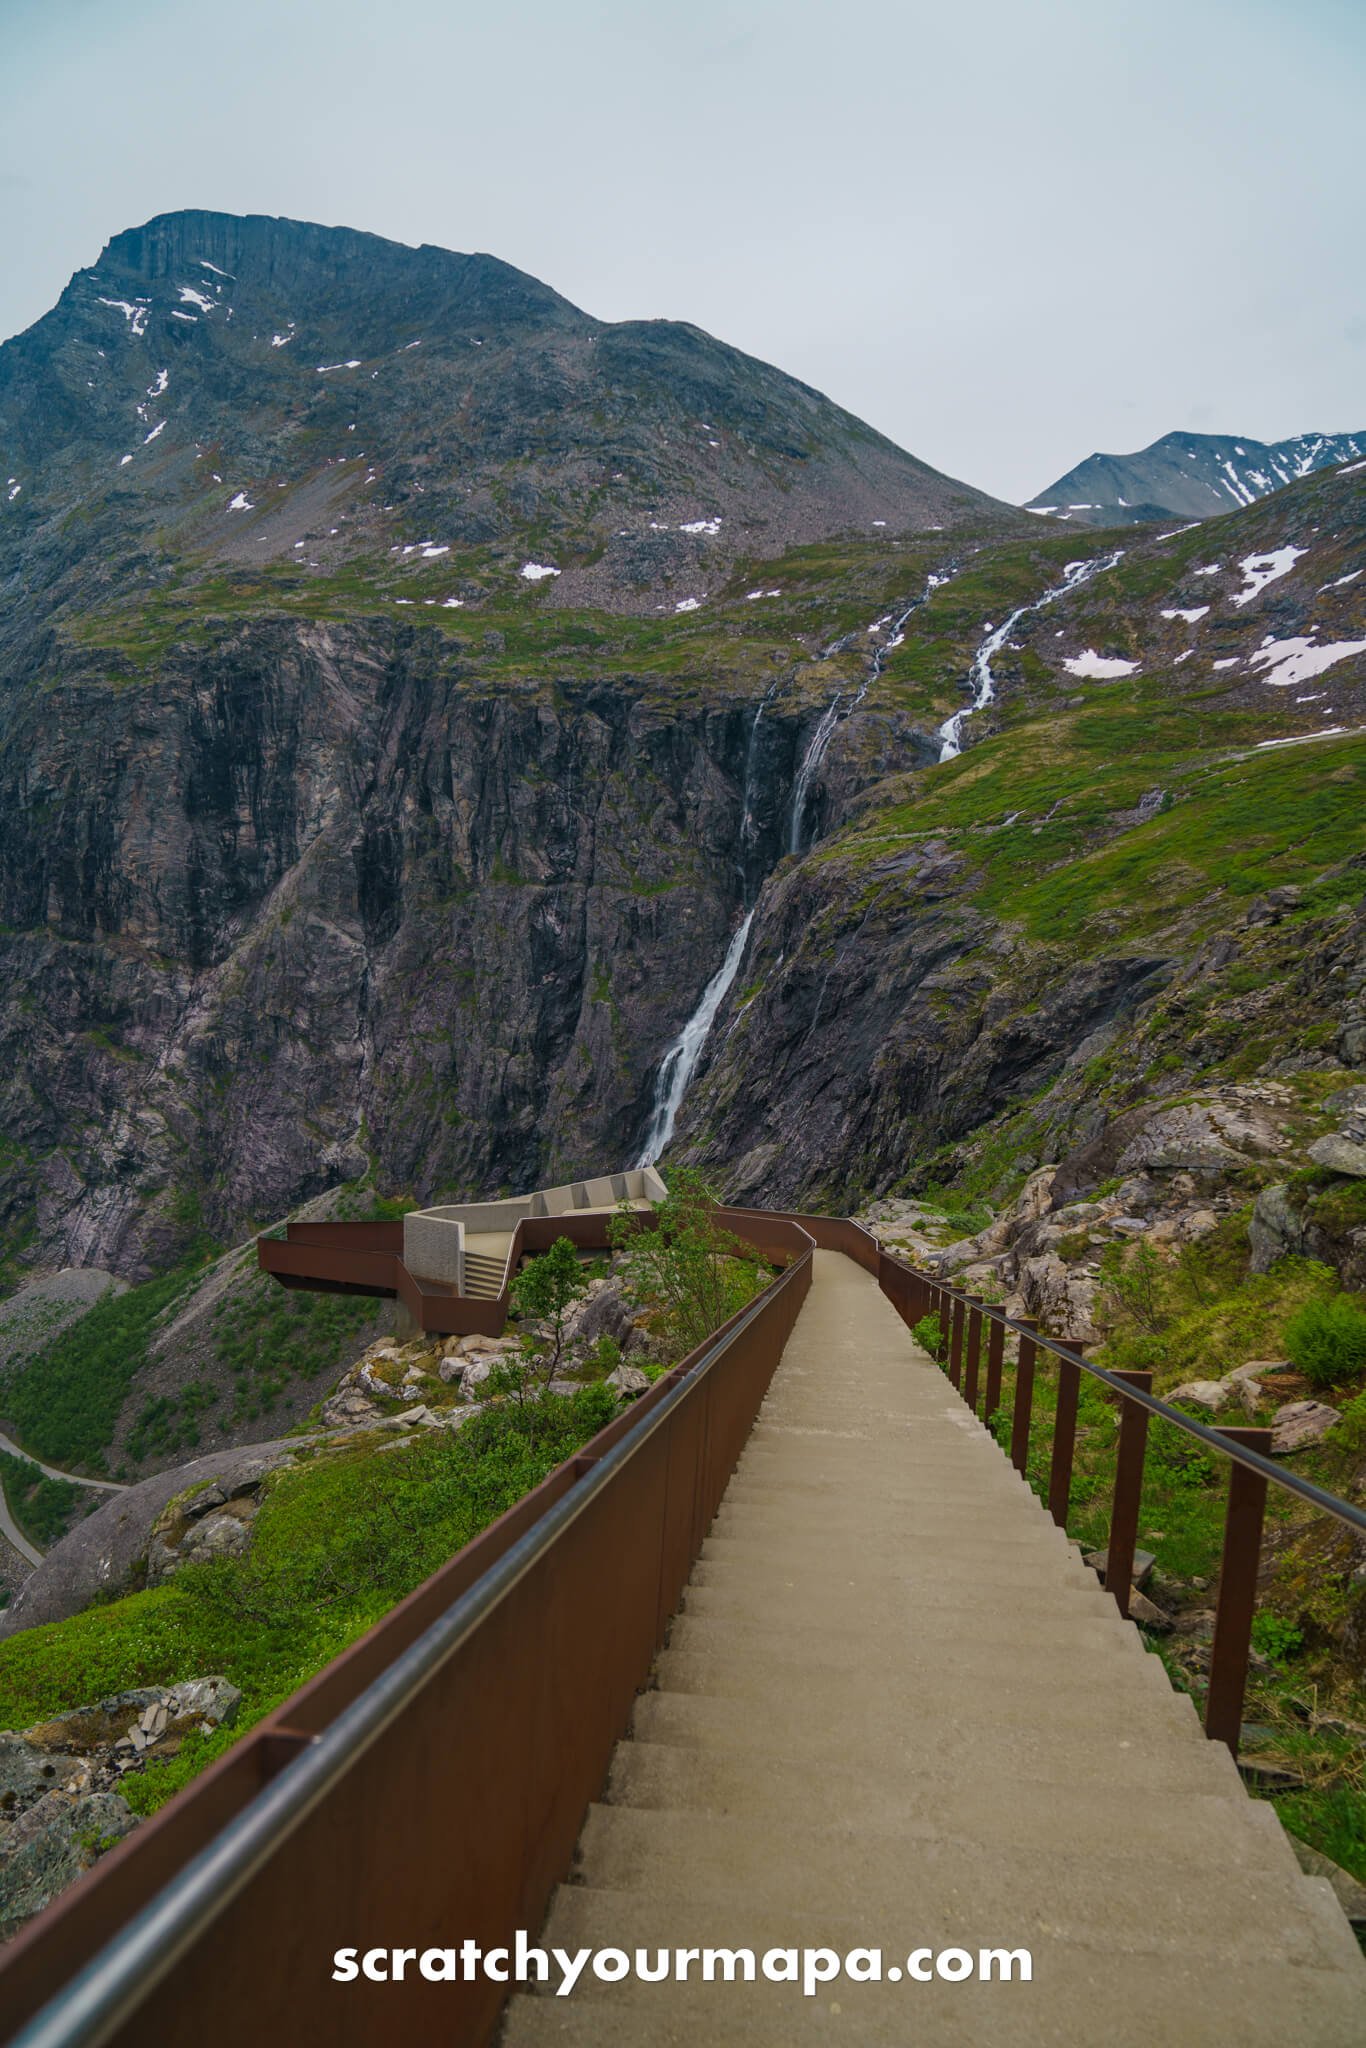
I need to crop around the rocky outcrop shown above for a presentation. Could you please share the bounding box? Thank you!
[0,1441,304,1639]
[0,1677,240,1939]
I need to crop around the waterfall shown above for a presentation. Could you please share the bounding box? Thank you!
[632,910,756,1167]
[938,551,1123,762]
[787,693,844,855]
[636,564,957,1164]
[738,683,777,884]
[788,567,955,855]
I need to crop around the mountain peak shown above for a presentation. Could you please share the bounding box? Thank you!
[1026,426,1364,527]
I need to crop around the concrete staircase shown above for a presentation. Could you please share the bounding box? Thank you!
[460,1251,508,1300]
[501,1251,1366,2045]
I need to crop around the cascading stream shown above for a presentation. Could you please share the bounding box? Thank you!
[788,567,954,856]
[937,550,1124,762]
[635,566,957,1165]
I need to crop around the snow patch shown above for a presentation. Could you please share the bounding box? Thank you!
[1160,606,1209,624]
[6,478,20,500]
[1231,546,1307,607]
[1256,727,1348,750]
[227,492,254,511]
[177,286,216,314]
[442,597,464,609]
[198,260,234,278]
[674,598,702,613]
[519,561,561,581]
[97,297,150,337]
[143,421,165,444]
[1062,649,1140,680]
[1247,636,1366,690]
[271,329,295,348]
[679,517,722,536]
[316,361,362,373]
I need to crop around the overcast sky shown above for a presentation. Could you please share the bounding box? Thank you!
[1,0,1361,502]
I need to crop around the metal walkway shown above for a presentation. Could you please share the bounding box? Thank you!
[503,1251,1366,2045]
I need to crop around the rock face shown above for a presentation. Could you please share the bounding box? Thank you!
[0,1677,240,1939]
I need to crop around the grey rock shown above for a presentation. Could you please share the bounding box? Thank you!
[1289,1838,1366,1931]
[0,1790,137,1941]
[1308,1132,1366,1179]
[1127,1589,1173,1632]
[1248,1184,1310,1273]
[320,1387,384,1428]
[1085,1547,1156,1590]
[605,1363,651,1398]
[1270,1401,1341,1453]
[1168,1379,1232,1413]
[0,1438,306,1640]
[180,1482,227,1520]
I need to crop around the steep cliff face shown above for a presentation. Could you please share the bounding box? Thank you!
[0,611,859,1273]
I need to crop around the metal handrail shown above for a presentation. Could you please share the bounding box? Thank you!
[4,1239,814,2048]
[898,1262,1366,1536]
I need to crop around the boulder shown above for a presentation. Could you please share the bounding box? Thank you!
[0,1790,137,1942]
[1270,1401,1341,1453]
[1085,1547,1155,1590]
[1127,1589,1173,1632]
[605,1363,651,1399]
[1168,1379,1231,1413]
[1308,1131,1366,1179]
[1248,1184,1311,1273]
[320,1386,384,1428]
[1018,1252,1099,1342]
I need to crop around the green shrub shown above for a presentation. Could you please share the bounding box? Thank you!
[912,1313,946,1362]
[0,1262,203,1471]
[1250,1611,1303,1665]
[1284,1294,1366,1390]
[609,1168,769,1359]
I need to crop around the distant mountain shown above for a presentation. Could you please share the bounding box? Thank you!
[0,210,1013,637]
[1026,428,1364,527]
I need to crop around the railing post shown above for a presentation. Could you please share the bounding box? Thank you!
[948,1293,966,1391]
[1010,1316,1038,1478]
[1104,1370,1152,1619]
[963,1297,983,1413]
[983,1314,1005,1435]
[938,1285,953,1366]
[1205,1427,1274,1755]
[1047,1340,1085,1530]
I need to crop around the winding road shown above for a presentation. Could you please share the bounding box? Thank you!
[0,1426,126,1568]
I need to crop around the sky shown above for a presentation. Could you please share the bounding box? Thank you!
[0,0,1361,504]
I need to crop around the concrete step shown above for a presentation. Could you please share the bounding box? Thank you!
[556,1811,1357,1967]
[663,1606,1156,1670]
[602,1742,1286,1862]
[676,1576,1118,1630]
[648,1643,1189,1726]
[686,1546,1100,1596]
[629,1683,1209,1765]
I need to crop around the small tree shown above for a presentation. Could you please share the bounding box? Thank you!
[609,1167,767,1359]
[504,1236,592,1397]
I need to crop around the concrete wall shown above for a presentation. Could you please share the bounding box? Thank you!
[402,1213,464,1290]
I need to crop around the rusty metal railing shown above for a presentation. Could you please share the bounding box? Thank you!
[0,1220,814,2048]
[864,1236,1366,1755]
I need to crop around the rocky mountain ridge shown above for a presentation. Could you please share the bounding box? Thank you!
[0,209,1011,648]
[1027,428,1364,527]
